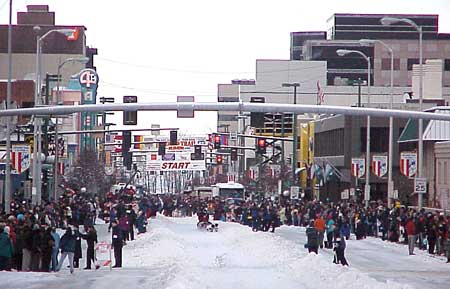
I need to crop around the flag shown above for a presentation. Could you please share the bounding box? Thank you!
[314,164,324,182]
[66,28,79,41]
[317,80,325,105]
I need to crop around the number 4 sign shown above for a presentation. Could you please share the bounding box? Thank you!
[414,178,427,194]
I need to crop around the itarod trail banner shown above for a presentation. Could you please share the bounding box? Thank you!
[351,158,365,178]
[400,152,417,178]
[372,155,387,178]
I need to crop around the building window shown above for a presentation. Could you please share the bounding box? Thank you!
[407,58,420,71]
[360,127,389,153]
[314,128,344,156]
[218,97,239,102]
[444,59,450,71]
[218,114,236,122]
[381,58,400,70]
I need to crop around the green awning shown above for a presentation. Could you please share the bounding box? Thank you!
[398,118,431,143]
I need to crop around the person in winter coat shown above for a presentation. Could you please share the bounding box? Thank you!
[306,220,319,254]
[73,226,82,268]
[126,206,137,241]
[427,219,439,254]
[0,224,14,271]
[118,214,130,243]
[333,234,349,266]
[39,227,55,272]
[326,217,336,248]
[21,222,33,271]
[50,227,60,272]
[13,222,25,271]
[30,224,42,271]
[339,221,351,240]
[81,225,98,270]
[56,227,76,274]
[405,217,416,255]
[314,215,326,249]
[136,211,147,234]
[111,220,123,268]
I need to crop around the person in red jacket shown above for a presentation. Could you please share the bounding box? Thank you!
[405,217,416,255]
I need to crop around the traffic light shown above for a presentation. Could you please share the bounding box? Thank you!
[256,138,267,154]
[230,149,238,161]
[216,155,223,164]
[170,130,178,145]
[123,95,137,125]
[214,134,221,149]
[123,131,132,170]
[158,142,166,156]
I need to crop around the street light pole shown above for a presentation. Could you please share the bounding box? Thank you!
[282,82,300,186]
[381,17,424,209]
[336,49,371,207]
[31,27,76,205]
[4,0,13,213]
[360,39,394,208]
[53,57,89,201]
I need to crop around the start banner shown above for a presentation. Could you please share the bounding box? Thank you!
[146,159,206,171]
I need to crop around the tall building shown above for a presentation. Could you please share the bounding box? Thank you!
[0,5,97,199]
[291,13,450,88]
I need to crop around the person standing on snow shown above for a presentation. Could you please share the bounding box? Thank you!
[56,227,76,274]
[81,225,98,270]
[405,217,416,255]
[306,220,319,254]
[111,220,123,268]
[0,224,14,271]
[72,226,82,268]
[325,216,336,249]
[50,227,60,272]
[333,234,349,266]
[314,215,326,249]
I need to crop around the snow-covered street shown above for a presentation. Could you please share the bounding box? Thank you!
[0,216,448,289]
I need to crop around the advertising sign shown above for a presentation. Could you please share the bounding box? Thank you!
[146,152,205,171]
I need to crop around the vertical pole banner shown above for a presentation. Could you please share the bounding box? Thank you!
[79,69,99,152]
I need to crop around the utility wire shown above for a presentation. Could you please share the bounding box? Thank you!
[96,56,326,75]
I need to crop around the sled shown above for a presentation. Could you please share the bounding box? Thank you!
[197,221,219,232]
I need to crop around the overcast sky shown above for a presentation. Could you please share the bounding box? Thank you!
[2,0,450,135]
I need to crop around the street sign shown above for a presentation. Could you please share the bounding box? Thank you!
[290,186,300,199]
[341,189,349,200]
[414,177,427,194]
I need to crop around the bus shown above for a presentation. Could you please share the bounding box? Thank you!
[212,182,245,200]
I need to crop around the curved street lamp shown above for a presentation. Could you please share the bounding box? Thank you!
[53,56,90,200]
[381,16,424,209]
[359,39,395,208]
[32,27,77,205]
[336,49,371,207]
